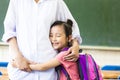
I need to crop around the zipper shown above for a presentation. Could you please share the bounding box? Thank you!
[86,54,90,80]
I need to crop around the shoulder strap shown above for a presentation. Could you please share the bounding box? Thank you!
[55,66,61,80]
[56,70,61,80]
[89,54,100,80]
[86,54,90,79]
[61,66,71,80]
[77,59,84,80]
[77,54,89,80]
[56,65,71,80]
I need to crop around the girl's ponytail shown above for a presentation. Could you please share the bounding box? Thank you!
[67,19,73,27]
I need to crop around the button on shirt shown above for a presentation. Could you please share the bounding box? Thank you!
[2,0,82,80]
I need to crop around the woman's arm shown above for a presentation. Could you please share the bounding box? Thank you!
[56,0,81,61]
[2,0,31,72]
[64,38,80,61]
[9,37,31,72]
[30,58,61,71]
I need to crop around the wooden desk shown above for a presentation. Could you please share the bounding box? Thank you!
[102,70,120,79]
[1,68,120,80]
[0,67,9,80]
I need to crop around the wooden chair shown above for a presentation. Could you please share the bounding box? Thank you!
[0,62,9,80]
[101,65,120,79]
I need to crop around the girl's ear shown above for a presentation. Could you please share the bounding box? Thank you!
[68,35,72,42]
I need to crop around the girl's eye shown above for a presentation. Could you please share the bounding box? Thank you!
[57,36,61,37]
[49,34,53,37]
[56,34,61,37]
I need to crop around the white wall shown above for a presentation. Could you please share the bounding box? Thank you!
[81,45,120,67]
[0,42,9,62]
[0,42,120,67]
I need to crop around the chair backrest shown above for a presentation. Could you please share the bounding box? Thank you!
[101,65,120,71]
[0,62,8,67]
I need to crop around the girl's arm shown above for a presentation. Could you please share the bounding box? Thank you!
[29,58,61,71]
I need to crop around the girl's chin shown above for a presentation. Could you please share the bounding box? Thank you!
[53,46,58,49]
[53,46,60,50]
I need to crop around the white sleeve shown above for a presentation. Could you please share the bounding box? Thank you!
[2,0,16,42]
[56,0,82,44]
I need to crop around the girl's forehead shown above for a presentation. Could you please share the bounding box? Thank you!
[51,25,64,30]
[50,26,65,34]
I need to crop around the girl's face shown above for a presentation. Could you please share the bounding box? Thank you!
[49,25,70,51]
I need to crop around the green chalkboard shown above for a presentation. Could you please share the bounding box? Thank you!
[0,0,9,42]
[0,0,120,47]
[64,0,120,47]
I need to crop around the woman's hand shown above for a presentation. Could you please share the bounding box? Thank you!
[64,38,80,61]
[11,53,32,72]
[8,37,32,72]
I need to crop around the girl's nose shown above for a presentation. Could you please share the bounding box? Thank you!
[52,36,56,41]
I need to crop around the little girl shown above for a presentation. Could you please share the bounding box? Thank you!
[13,19,80,80]
[29,19,80,80]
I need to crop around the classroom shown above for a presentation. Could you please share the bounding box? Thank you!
[0,0,120,80]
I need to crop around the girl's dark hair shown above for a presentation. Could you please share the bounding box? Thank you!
[50,19,73,37]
